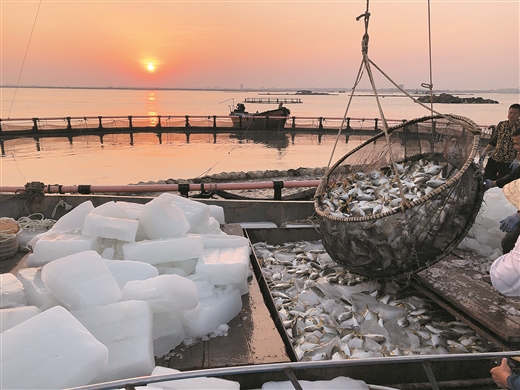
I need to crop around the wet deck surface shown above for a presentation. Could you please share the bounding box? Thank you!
[155,224,291,370]
[3,222,518,375]
[5,242,520,356]
[2,224,291,371]
[415,249,520,349]
[155,272,291,370]
[2,250,28,275]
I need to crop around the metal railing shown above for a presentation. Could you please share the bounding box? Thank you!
[69,351,517,390]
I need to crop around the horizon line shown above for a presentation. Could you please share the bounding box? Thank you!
[1,85,519,93]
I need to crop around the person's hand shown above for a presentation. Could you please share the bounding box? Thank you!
[500,213,520,232]
[484,179,492,191]
[509,159,520,171]
[490,358,512,388]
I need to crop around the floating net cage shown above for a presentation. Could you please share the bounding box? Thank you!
[314,114,484,279]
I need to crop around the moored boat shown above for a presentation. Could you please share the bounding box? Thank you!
[229,103,291,130]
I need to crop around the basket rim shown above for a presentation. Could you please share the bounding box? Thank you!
[314,113,482,222]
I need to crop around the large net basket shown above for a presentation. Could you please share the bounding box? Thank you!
[314,114,484,279]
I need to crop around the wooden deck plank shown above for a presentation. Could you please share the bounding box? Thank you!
[416,250,520,344]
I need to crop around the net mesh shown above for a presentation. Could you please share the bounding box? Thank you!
[314,114,484,279]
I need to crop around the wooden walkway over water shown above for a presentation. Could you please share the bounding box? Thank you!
[244,97,302,104]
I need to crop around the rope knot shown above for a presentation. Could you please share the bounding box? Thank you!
[355,11,370,22]
[356,8,371,55]
[361,33,370,55]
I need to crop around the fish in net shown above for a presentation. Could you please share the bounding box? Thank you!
[314,114,484,279]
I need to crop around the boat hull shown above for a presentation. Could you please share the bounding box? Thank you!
[1,194,518,390]
[229,105,290,130]
[229,114,288,130]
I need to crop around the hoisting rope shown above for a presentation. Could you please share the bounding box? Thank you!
[423,0,435,115]
[322,7,368,181]
[357,0,421,272]
[319,0,440,273]
[7,0,42,119]
[358,6,410,212]
[322,0,447,193]
[322,0,408,203]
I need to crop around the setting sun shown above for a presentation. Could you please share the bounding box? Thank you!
[146,63,155,72]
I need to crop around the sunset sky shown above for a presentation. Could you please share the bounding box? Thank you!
[1,1,519,91]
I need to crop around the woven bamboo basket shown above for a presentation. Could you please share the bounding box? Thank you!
[0,217,21,260]
[314,114,484,279]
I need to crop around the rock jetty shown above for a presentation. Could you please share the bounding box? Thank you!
[135,167,331,186]
[417,93,498,104]
[131,167,335,199]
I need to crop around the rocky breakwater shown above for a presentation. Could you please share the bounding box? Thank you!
[417,93,498,104]
[133,167,341,199]
[139,167,329,185]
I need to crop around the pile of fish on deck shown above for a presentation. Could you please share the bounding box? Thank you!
[318,158,450,217]
[254,240,495,362]
[0,194,251,389]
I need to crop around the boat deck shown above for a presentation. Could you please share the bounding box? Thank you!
[244,226,520,353]
[5,222,520,358]
[155,224,291,370]
[1,195,518,388]
[2,225,291,372]
[414,249,520,350]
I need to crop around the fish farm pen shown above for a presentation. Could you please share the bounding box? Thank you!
[0,115,492,151]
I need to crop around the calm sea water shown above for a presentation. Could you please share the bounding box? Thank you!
[0,87,517,186]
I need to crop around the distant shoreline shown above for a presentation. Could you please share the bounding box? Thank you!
[1,85,518,95]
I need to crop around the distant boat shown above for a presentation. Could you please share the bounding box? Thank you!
[229,103,291,130]
[295,90,337,95]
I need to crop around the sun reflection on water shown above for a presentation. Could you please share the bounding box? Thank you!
[147,92,158,126]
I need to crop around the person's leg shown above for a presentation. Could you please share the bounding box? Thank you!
[502,223,520,254]
[483,158,499,180]
[497,161,514,179]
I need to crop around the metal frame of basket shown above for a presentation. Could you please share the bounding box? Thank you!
[314,114,484,279]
